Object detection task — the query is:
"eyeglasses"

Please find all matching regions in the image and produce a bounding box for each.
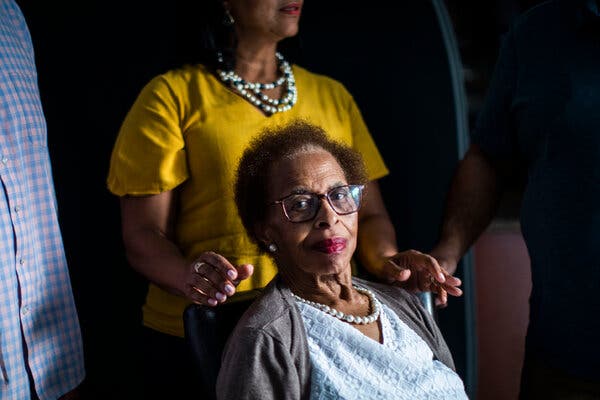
[271,184,364,223]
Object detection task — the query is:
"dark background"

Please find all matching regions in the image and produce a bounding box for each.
[15,0,545,398]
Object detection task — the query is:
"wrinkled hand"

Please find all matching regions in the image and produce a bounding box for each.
[183,251,254,306]
[380,249,462,307]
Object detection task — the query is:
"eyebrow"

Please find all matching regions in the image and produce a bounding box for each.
[287,181,347,195]
[289,187,309,195]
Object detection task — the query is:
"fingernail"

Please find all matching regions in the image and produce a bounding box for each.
[215,292,226,301]
[224,284,235,295]
[227,270,236,279]
[208,298,217,306]
[438,273,446,282]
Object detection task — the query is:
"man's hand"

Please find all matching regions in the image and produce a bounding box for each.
[380,249,463,307]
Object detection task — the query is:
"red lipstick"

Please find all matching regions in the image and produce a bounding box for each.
[280,2,301,15]
[313,238,347,254]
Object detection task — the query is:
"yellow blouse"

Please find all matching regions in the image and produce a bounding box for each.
[107,64,389,337]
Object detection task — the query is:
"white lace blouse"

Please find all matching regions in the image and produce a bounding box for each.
[295,299,469,400]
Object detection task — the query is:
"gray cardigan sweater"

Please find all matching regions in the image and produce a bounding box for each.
[216,276,456,400]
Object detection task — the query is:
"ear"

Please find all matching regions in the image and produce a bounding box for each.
[254,221,272,248]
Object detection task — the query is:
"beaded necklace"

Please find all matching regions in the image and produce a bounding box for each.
[217,52,297,115]
[293,285,381,325]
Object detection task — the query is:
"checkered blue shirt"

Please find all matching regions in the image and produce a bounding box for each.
[0,1,85,399]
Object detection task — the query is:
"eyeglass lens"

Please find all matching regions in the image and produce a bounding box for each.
[282,185,362,222]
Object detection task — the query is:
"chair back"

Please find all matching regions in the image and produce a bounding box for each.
[183,291,261,400]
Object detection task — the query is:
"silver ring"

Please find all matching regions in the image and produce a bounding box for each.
[193,262,206,273]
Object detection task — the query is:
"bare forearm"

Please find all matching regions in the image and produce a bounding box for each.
[353,182,464,303]
[123,228,188,296]
[432,145,502,273]
[119,193,188,297]
[118,193,253,307]
[355,181,399,276]
[357,213,399,273]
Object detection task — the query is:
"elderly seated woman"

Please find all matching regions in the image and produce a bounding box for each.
[217,120,468,399]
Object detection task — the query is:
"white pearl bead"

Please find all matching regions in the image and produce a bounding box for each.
[217,52,297,115]
[293,285,380,325]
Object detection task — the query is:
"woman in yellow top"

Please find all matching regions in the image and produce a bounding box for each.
[107,0,462,396]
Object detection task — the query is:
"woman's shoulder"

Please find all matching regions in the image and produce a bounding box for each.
[162,63,212,79]
[141,64,215,94]
[293,64,352,97]
[231,278,299,339]
[353,277,423,310]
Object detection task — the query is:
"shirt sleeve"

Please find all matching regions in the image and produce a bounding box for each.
[470,27,519,160]
[217,327,302,400]
[106,74,189,196]
[346,94,390,181]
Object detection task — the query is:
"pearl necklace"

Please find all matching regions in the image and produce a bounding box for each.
[217,52,297,115]
[293,285,381,325]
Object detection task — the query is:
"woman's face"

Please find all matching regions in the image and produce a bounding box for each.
[259,148,359,277]
[225,0,302,43]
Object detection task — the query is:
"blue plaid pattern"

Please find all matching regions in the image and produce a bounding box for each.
[0,1,85,399]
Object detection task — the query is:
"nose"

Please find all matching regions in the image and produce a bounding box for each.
[313,196,338,228]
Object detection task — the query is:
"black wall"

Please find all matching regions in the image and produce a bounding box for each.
[16,1,176,397]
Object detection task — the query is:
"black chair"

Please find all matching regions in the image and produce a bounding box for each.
[183,290,261,400]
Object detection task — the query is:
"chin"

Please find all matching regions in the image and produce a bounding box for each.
[288,26,300,36]
[279,25,299,39]
[314,255,351,275]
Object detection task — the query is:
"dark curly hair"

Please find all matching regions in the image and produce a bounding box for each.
[234,120,368,250]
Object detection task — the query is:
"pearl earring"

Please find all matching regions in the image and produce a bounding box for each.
[268,243,278,253]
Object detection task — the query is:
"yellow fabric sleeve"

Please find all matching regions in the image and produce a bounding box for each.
[107,76,189,196]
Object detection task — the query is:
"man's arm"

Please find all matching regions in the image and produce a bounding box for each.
[430,143,504,275]
[376,143,508,305]
[356,181,463,302]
